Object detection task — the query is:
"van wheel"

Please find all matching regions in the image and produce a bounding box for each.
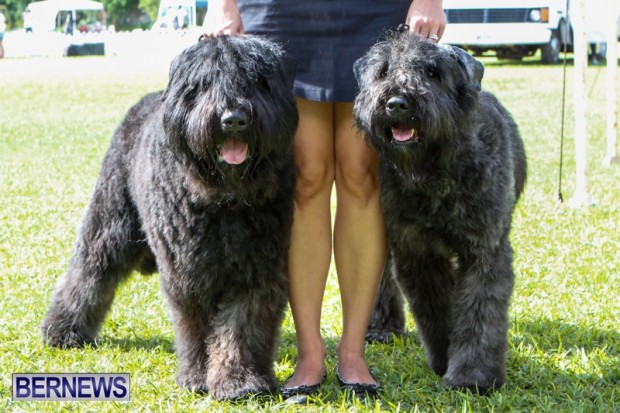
[541,33,561,64]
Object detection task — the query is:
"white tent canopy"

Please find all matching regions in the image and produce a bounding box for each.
[27,0,104,12]
[25,0,104,32]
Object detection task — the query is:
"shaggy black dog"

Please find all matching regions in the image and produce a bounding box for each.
[354,32,527,393]
[40,35,298,400]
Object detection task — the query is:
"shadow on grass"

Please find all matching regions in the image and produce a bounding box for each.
[102,335,175,353]
[514,318,619,356]
[294,317,620,409]
[55,317,617,409]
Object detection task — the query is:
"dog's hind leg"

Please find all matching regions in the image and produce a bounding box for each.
[366,253,406,343]
[395,249,456,377]
[41,174,148,348]
[443,240,515,393]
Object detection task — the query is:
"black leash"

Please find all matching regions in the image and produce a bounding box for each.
[557,0,570,203]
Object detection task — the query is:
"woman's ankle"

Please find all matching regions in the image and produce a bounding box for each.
[285,357,326,387]
[336,349,378,385]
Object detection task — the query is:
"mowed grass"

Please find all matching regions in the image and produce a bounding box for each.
[0,51,618,412]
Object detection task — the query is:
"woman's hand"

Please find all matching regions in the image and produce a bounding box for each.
[406,0,446,42]
[202,0,244,35]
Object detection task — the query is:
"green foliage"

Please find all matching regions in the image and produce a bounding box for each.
[0,53,618,412]
[0,0,151,31]
[0,0,30,29]
[101,0,144,30]
[138,0,159,21]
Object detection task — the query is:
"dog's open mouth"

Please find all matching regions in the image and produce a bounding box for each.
[219,137,249,165]
[389,126,420,145]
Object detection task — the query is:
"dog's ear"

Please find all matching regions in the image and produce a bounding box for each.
[161,55,182,105]
[162,41,202,101]
[353,55,369,88]
[279,52,297,90]
[354,41,390,90]
[450,46,484,91]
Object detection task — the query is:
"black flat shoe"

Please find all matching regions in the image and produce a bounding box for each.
[336,367,382,400]
[280,370,327,404]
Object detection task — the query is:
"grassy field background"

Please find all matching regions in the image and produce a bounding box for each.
[0,50,618,412]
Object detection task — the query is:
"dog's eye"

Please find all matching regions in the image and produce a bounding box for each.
[255,77,269,90]
[427,67,440,80]
[378,64,388,80]
[184,85,199,102]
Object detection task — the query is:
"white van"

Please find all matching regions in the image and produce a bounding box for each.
[441,0,620,64]
[23,0,106,55]
[441,0,571,63]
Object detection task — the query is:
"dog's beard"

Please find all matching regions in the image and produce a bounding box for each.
[196,131,260,184]
[390,127,419,144]
[212,139,259,184]
[219,137,249,165]
[370,112,429,153]
[180,102,257,170]
[360,99,452,186]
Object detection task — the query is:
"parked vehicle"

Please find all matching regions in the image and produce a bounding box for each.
[24,0,105,34]
[23,0,106,56]
[152,0,196,31]
[441,0,571,63]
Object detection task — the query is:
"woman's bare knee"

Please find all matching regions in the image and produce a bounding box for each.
[335,161,380,206]
[295,163,334,207]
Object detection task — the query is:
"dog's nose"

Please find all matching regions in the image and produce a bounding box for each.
[386,96,410,116]
[221,111,249,132]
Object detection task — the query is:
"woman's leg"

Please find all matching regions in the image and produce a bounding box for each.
[284,98,335,387]
[333,102,386,384]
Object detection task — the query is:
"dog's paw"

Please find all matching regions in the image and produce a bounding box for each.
[177,372,209,394]
[427,354,448,377]
[41,325,93,349]
[207,373,274,401]
[365,328,403,344]
[443,369,503,395]
[365,315,405,344]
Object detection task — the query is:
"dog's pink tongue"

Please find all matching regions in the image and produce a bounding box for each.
[221,138,249,165]
[392,127,414,142]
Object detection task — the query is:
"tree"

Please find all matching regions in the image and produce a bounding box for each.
[0,0,153,31]
[138,0,158,21]
[102,0,146,30]
[1,0,31,29]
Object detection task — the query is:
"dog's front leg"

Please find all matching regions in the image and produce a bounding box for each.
[444,240,515,393]
[205,284,287,401]
[167,301,212,394]
[396,248,456,377]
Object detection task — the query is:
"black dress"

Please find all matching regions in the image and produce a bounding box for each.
[239,0,411,102]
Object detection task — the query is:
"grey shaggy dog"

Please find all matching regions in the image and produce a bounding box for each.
[354,31,527,393]
[40,35,298,400]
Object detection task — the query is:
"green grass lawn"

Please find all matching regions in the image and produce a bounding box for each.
[0,52,618,412]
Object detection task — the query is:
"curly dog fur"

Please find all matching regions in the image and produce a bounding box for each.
[41,35,298,400]
[354,31,526,393]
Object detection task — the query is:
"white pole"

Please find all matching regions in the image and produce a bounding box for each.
[569,0,593,207]
[604,0,618,165]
